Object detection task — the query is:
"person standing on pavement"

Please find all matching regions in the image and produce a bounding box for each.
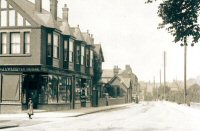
[28,98,34,119]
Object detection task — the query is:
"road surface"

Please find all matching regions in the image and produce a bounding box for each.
[2,101,200,131]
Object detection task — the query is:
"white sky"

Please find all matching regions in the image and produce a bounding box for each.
[29,0,200,82]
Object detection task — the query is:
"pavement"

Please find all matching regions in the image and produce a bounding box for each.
[0,103,132,129]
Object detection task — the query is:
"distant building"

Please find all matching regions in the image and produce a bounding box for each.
[102,65,138,103]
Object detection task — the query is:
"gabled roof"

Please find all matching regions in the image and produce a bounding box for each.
[82,32,92,45]
[94,44,105,62]
[8,0,58,28]
[70,26,84,41]
[109,75,131,89]
[59,21,72,36]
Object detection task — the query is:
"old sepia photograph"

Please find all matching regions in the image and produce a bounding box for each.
[0,0,200,130]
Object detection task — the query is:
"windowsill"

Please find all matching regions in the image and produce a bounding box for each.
[0,54,32,57]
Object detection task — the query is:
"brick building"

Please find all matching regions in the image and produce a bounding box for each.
[0,0,103,113]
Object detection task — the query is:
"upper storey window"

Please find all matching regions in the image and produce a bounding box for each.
[1,33,7,54]
[81,46,85,65]
[0,0,31,27]
[69,39,74,62]
[53,33,59,58]
[10,33,20,54]
[1,0,7,9]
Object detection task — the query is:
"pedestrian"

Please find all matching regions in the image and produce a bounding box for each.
[27,98,33,119]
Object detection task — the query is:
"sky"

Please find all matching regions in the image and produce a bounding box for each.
[29,0,200,82]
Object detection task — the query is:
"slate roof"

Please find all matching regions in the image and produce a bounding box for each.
[9,0,59,28]
[118,76,132,88]
[70,26,85,41]
[82,32,92,45]
[94,44,105,62]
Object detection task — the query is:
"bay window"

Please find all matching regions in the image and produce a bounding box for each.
[90,50,93,67]
[86,48,90,67]
[81,46,85,65]
[47,33,52,57]
[69,40,74,62]
[53,33,59,58]
[64,40,68,61]
[76,45,80,64]
[10,33,20,54]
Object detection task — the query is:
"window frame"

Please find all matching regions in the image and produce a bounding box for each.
[81,46,85,65]
[64,40,68,62]
[53,33,59,59]
[1,32,7,54]
[24,32,30,54]
[10,32,20,54]
[69,39,74,62]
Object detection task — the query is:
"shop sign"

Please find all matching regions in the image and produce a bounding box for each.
[0,66,41,72]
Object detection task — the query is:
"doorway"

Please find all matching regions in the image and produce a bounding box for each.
[23,74,41,109]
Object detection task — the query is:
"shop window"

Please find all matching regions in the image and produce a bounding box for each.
[75,79,81,101]
[10,32,20,54]
[48,76,58,103]
[24,32,30,54]
[58,77,67,103]
[1,33,7,54]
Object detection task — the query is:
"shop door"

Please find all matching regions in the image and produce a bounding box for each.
[27,81,39,109]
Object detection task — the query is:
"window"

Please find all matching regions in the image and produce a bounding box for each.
[64,40,68,61]
[69,40,74,62]
[90,50,93,67]
[1,33,7,54]
[81,46,85,65]
[1,0,7,9]
[76,45,80,64]
[47,33,52,57]
[25,20,31,26]
[86,49,90,67]
[9,10,15,26]
[24,32,30,54]
[10,33,20,54]
[1,11,7,27]
[53,33,59,58]
[17,13,23,26]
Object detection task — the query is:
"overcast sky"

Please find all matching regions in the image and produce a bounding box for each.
[29,0,200,82]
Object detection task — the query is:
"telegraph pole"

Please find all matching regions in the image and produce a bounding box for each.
[164,51,166,100]
[184,37,187,104]
[159,69,161,100]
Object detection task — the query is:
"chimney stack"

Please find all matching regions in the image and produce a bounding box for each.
[113,66,119,76]
[50,0,58,20]
[62,4,69,22]
[91,34,94,44]
[35,0,42,12]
